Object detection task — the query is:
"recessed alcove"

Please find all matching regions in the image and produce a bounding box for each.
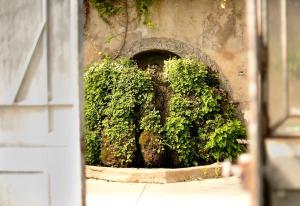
[132,49,180,69]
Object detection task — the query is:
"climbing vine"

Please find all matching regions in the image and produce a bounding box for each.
[88,0,156,26]
[84,0,229,58]
[84,58,163,167]
[84,57,247,168]
[135,0,155,27]
[163,58,246,166]
[89,0,121,24]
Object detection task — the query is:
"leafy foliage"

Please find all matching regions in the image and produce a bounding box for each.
[84,131,101,165]
[88,0,229,26]
[136,0,155,27]
[139,131,165,167]
[163,58,246,166]
[89,0,156,26]
[84,57,247,168]
[84,57,163,167]
[200,115,246,161]
[89,0,121,23]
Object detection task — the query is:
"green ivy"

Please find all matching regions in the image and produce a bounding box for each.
[84,131,101,165]
[136,0,154,27]
[140,109,161,133]
[88,0,230,26]
[84,57,247,168]
[163,58,246,166]
[89,0,121,23]
[200,115,246,161]
[89,0,156,26]
[84,57,163,167]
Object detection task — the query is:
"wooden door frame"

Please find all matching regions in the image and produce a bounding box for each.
[246,0,266,205]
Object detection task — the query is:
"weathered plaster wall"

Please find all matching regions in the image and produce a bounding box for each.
[83,0,249,116]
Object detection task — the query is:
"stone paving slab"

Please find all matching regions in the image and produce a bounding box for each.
[86,176,250,206]
[86,179,146,206]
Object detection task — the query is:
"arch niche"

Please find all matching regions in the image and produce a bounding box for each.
[123,37,219,70]
[121,37,232,94]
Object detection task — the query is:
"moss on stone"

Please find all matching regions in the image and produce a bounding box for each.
[100,136,117,167]
[139,131,165,167]
[100,134,137,167]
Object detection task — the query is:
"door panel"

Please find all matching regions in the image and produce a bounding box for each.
[0,172,49,206]
[0,0,83,205]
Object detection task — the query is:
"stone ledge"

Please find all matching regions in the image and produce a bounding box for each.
[86,163,222,184]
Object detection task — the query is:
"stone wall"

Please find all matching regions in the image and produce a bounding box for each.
[83,0,249,117]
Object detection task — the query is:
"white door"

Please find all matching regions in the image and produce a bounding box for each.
[0,0,84,205]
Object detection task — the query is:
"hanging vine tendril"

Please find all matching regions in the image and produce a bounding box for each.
[114,0,129,58]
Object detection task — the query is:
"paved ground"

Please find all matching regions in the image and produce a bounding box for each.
[86,176,250,206]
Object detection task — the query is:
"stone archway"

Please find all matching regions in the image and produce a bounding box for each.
[121,37,233,98]
[123,38,219,70]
